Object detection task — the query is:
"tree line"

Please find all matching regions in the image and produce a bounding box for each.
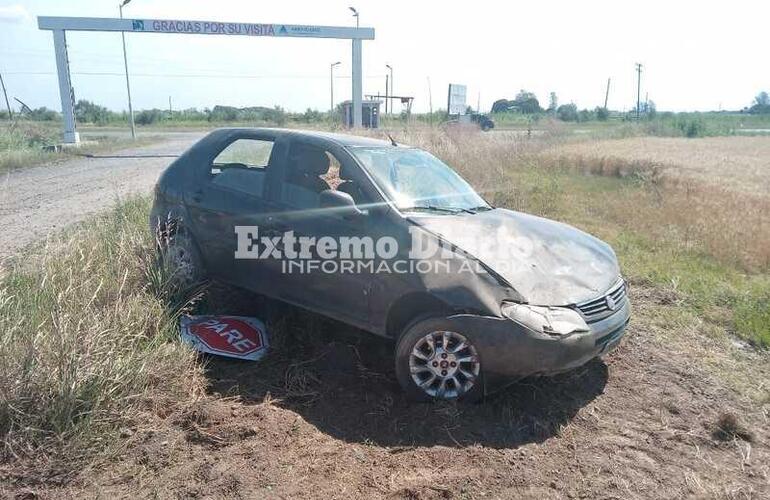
[2,100,326,125]
[3,91,769,125]
[490,89,770,121]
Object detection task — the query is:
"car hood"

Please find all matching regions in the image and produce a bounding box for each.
[411,208,620,305]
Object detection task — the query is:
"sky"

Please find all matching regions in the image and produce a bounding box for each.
[0,0,768,114]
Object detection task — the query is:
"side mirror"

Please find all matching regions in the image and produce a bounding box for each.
[319,190,365,219]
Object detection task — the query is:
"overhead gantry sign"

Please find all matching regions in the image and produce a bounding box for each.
[38,16,375,143]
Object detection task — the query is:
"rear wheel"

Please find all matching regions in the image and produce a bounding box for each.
[160,229,205,291]
[395,317,484,402]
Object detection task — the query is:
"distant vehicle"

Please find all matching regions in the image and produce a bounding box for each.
[151,128,630,401]
[444,113,495,132]
[471,113,495,131]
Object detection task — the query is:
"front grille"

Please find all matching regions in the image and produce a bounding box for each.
[575,279,626,323]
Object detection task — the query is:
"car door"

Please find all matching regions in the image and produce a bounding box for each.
[184,131,288,294]
[268,137,380,328]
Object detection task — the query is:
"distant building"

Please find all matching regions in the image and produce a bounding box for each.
[341,100,382,128]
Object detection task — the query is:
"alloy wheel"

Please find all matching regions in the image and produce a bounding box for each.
[408,330,480,399]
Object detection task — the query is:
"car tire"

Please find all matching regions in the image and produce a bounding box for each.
[161,227,206,291]
[395,316,485,402]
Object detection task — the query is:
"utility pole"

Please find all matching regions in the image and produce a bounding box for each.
[385,64,393,115]
[604,77,611,110]
[0,72,12,120]
[168,95,172,116]
[427,77,433,124]
[119,0,136,139]
[330,61,341,118]
[384,74,389,114]
[635,63,643,121]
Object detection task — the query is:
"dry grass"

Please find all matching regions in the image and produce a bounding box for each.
[545,136,770,195]
[541,154,770,272]
[0,197,203,473]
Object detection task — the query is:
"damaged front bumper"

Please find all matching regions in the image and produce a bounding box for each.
[448,297,630,384]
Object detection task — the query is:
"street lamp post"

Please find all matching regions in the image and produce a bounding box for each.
[349,6,359,28]
[330,61,341,120]
[119,0,136,139]
[385,64,393,115]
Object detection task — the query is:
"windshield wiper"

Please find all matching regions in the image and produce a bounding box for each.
[467,205,494,213]
[401,205,466,214]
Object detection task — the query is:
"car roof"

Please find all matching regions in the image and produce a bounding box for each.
[211,127,399,148]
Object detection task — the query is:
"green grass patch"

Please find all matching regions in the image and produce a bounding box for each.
[0,123,58,172]
[734,286,770,347]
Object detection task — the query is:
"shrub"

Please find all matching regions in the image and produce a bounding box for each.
[300,108,323,122]
[491,90,542,114]
[596,107,609,121]
[135,108,165,125]
[676,118,705,138]
[28,107,60,121]
[556,103,578,122]
[208,105,240,122]
[578,109,594,122]
[74,99,116,125]
[263,106,287,125]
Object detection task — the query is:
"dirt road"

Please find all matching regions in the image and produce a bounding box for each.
[0,132,203,261]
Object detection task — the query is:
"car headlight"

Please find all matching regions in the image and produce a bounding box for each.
[501,302,590,337]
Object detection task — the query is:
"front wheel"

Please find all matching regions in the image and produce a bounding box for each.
[395,317,485,402]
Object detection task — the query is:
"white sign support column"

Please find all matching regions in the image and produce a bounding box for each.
[52,29,79,143]
[351,38,363,128]
[38,16,374,143]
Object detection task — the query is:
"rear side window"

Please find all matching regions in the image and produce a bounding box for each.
[210,138,274,198]
[212,139,274,173]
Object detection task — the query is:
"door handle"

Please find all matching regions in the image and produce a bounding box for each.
[191,189,204,203]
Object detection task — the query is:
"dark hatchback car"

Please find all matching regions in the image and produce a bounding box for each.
[151,128,630,401]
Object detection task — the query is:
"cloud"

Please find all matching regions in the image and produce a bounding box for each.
[0,5,31,24]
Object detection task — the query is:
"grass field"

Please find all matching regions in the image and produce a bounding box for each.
[0,122,164,173]
[1,124,768,497]
[546,135,770,194]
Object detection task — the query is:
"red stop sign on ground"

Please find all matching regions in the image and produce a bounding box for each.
[180,315,268,360]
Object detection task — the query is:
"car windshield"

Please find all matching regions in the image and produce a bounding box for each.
[351,147,490,214]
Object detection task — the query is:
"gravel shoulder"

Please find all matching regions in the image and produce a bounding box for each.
[0,132,203,261]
